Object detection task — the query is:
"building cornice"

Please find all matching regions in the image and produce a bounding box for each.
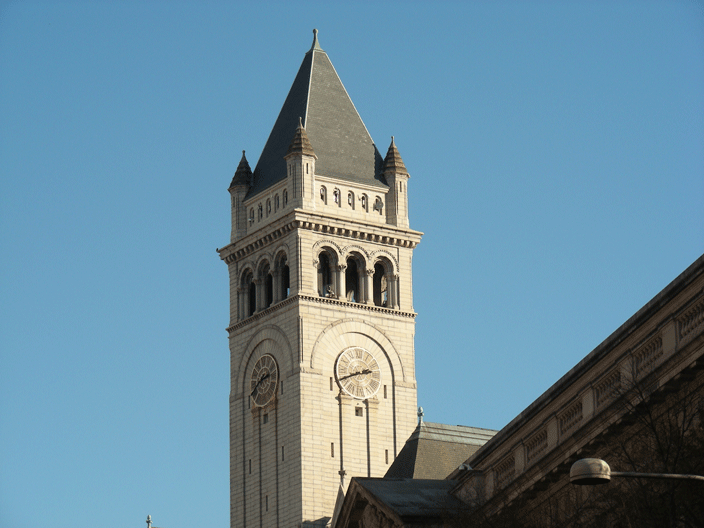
[218,210,423,264]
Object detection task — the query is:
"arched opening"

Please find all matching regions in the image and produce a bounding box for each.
[282,262,290,299]
[260,262,273,309]
[345,254,366,303]
[318,251,334,297]
[241,270,255,319]
[373,263,387,307]
[275,252,290,301]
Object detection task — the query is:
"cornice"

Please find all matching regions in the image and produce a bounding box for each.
[218,210,423,264]
[226,293,416,334]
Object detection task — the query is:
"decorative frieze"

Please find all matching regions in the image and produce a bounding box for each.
[525,429,548,463]
[558,400,583,436]
[678,297,704,344]
[633,336,663,378]
[595,369,621,409]
[494,455,516,489]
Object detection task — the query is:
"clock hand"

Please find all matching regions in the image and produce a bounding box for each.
[250,372,270,396]
[338,368,372,382]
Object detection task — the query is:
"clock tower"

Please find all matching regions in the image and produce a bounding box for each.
[218,30,421,527]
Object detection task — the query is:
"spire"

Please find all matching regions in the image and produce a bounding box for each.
[229,150,252,188]
[382,136,408,175]
[286,117,317,158]
[310,28,323,52]
[250,31,385,197]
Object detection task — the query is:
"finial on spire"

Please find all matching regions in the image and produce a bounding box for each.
[311,28,323,51]
[298,116,303,128]
[418,406,424,425]
[391,135,395,144]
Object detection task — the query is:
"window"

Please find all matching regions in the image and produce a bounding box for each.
[331,443,335,457]
[355,407,363,417]
[384,385,387,399]
[266,199,271,216]
[282,446,285,461]
[361,194,368,211]
[263,413,268,424]
[258,203,263,220]
[275,194,280,212]
[348,191,355,209]
[385,449,389,464]
[249,208,254,225]
[333,188,340,206]
[320,186,327,204]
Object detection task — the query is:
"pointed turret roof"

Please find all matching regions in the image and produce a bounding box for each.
[286,117,317,158]
[250,29,385,197]
[382,136,408,175]
[230,150,252,188]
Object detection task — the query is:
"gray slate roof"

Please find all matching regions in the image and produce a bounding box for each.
[249,30,386,198]
[352,478,469,521]
[385,422,496,479]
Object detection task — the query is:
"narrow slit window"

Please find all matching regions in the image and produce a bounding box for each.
[330,377,333,391]
[282,446,285,461]
[249,459,251,474]
[384,385,387,399]
[265,495,268,511]
[263,414,268,424]
[331,443,335,458]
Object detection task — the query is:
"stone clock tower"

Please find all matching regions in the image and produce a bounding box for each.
[218,30,421,528]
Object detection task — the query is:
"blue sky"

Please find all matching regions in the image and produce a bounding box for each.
[1,1,702,527]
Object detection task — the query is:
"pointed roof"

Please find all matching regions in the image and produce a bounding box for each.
[382,136,408,176]
[384,422,496,480]
[285,117,317,158]
[249,29,385,197]
[230,150,252,188]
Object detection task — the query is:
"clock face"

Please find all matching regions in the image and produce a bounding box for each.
[335,347,381,399]
[250,354,279,407]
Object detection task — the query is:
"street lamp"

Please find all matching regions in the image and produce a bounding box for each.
[570,458,704,485]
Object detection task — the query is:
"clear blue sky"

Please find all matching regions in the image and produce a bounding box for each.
[1,1,702,527]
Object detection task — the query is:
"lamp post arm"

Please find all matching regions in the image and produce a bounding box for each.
[611,471,704,482]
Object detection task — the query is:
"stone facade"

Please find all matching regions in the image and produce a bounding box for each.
[218,31,422,528]
[334,253,704,527]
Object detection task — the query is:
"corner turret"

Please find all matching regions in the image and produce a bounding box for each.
[382,137,410,227]
[284,117,317,210]
[229,150,252,242]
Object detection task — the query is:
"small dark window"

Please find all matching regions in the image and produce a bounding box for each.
[249,459,251,474]
[385,450,389,464]
[355,407,363,417]
[280,381,284,395]
[331,443,335,458]
[330,377,333,391]
[263,414,268,424]
[265,495,268,511]
[384,385,387,399]
[282,446,285,461]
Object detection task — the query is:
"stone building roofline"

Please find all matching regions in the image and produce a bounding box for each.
[285,117,317,158]
[229,150,252,188]
[382,136,408,176]
[466,252,704,470]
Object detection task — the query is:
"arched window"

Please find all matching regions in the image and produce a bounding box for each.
[249,209,255,225]
[317,251,334,297]
[281,260,290,299]
[320,186,327,205]
[333,188,340,206]
[361,194,368,212]
[266,199,271,216]
[283,190,288,206]
[373,196,384,214]
[345,258,359,302]
[274,194,280,212]
[348,191,355,209]
[241,270,255,319]
[260,262,273,309]
[258,203,263,221]
[373,263,387,307]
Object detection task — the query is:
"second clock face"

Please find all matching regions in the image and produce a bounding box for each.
[336,347,381,399]
[250,354,279,407]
